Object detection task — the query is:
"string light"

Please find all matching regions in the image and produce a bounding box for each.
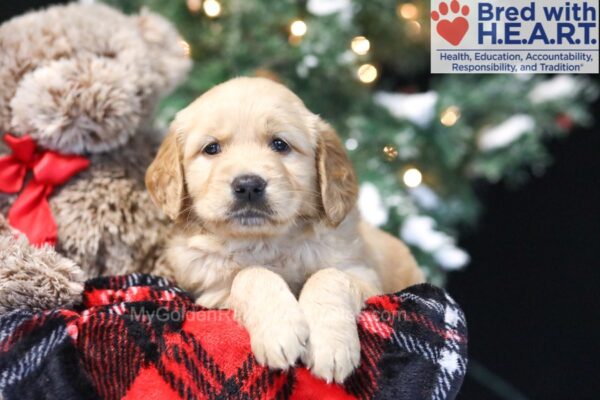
[440,106,461,126]
[203,0,221,18]
[397,3,419,20]
[406,21,422,36]
[179,39,191,57]
[351,36,370,55]
[357,63,378,84]
[290,20,307,37]
[403,168,423,187]
[186,0,202,13]
[383,145,398,160]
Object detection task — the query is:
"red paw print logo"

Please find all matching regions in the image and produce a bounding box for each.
[431,0,470,46]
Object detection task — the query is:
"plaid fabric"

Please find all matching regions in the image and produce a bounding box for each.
[0,274,467,400]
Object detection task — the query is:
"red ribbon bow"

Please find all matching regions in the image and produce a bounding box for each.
[0,134,89,246]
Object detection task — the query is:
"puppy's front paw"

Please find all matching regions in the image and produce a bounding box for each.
[302,322,361,383]
[229,267,310,371]
[249,304,309,370]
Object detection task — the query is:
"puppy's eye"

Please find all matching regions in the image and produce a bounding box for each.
[271,138,290,153]
[203,142,221,155]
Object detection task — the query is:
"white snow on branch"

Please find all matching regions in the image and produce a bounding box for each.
[374,91,438,128]
[296,54,319,78]
[307,0,352,16]
[337,50,357,66]
[401,215,449,252]
[528,75,582,104]
[478,114,535,151]
[358,183,388,227]
[401,215,469,270]
[434,245,470,271]
[409,185,440,210]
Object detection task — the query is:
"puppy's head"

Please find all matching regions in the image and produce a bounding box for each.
[146,77,357,237]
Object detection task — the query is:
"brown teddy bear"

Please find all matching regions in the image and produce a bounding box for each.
[0,3,190,312]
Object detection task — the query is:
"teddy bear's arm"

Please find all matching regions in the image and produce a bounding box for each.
[0,215,85,313]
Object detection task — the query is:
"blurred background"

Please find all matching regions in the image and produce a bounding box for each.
[1,0,599,398]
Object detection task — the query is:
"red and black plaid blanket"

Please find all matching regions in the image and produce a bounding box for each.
[0,274,467,400]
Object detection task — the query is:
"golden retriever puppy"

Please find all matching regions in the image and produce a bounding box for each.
[146,77,424,383]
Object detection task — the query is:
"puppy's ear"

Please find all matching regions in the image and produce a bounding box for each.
[316,120,358,227]
[146,127,185,220]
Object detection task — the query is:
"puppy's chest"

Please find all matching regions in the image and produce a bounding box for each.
[228,239,331,292]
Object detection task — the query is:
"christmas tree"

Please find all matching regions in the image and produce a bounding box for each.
[104,0,598,285]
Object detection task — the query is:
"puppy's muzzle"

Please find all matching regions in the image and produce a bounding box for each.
[232,174,267,204]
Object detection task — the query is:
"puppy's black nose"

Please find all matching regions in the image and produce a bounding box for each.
[232,175,267,203]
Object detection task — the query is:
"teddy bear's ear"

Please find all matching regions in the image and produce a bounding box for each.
[134,8,191,96]
[10,56,142,154]
[145,127,185,220]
